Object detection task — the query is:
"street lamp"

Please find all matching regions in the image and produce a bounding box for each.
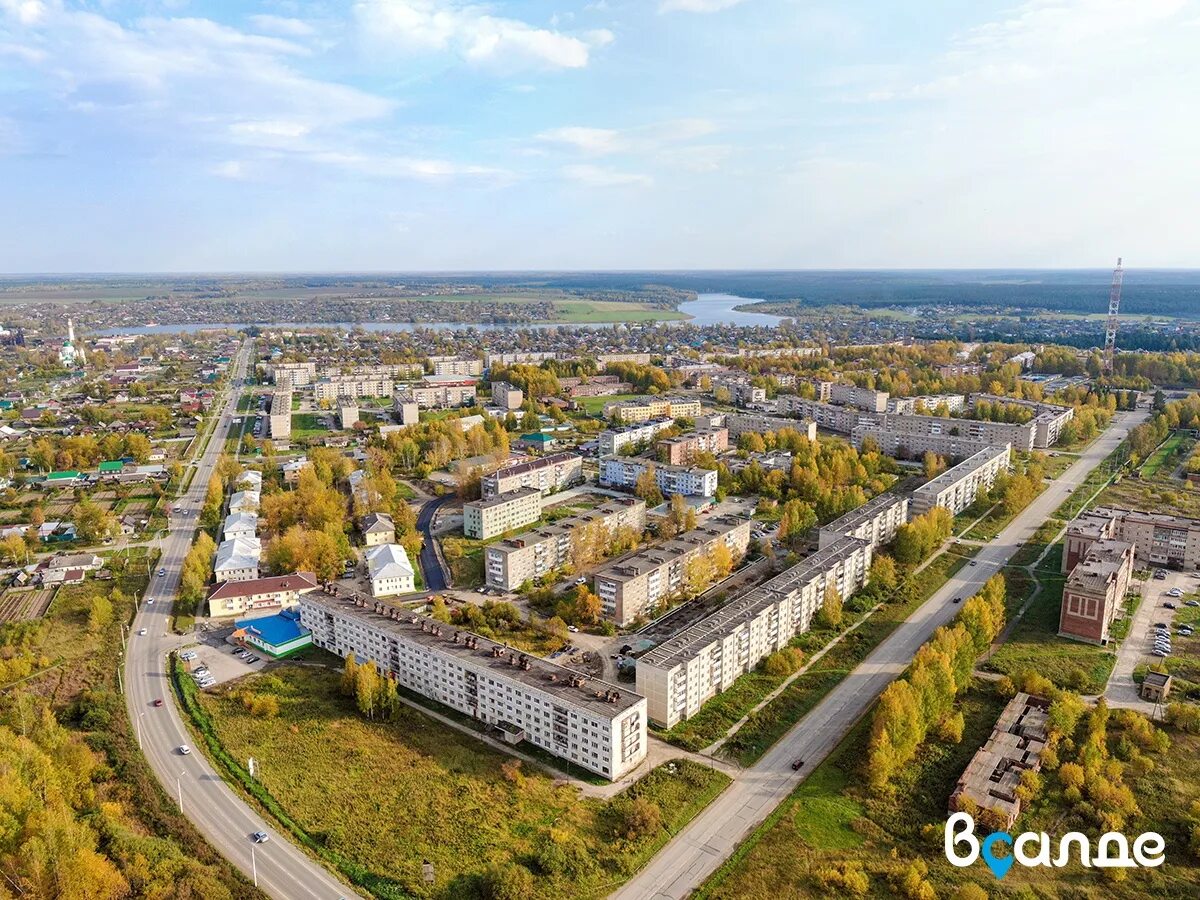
[177,772,185,811]
[251,844,258,887]
[137,712,145,749]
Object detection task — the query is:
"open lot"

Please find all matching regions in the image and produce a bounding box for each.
[192,664,729,899]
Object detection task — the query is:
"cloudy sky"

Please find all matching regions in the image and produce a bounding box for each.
[1,0,1198,271]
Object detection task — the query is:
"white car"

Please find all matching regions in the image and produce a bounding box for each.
[178,745,191,755]
[145,597,155,604]
[158,568,167,577]
[138,628,148,636]
[1167,588,1183,597]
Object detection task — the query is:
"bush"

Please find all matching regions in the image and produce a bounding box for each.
[761,647,804,677]
[482,862,533,900]
[610,797,663,842]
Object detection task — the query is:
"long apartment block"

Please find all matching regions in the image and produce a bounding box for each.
[725,412,818,441]
[299,594,647,780]
[484,498,647,591]
[636,535,873,728]
[886,393,967,415]
[463,487,542,540]
[910,445,1011,517]
[481,452,583,500]
[603,396,703,423]
[323,363,424,381]
[818,492,910,549]
[593,517,752,625]
[268,361,317,388]
[970,393,1074,448]
[829,382,889,412]
[268,388,292,439]
[599,455,718,497]
[396,377,478,409]
[430,356,484,377]
[850,424,996,460]
[774,396,862,433]
[313,375,394,401]
[598,418,677,457]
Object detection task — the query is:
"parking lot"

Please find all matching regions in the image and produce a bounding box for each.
[1108,567,1200,708]
[179,623,272,687]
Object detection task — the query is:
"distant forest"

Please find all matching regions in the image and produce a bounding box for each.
[502,270,1200,317]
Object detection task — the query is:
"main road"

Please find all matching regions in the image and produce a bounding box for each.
[122,339,361,900]
[614,410,1148,900]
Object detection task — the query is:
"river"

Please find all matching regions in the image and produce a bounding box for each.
[96,293,780,336]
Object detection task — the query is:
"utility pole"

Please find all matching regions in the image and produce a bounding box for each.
[1103,257,1124,377]
[251,845,258,887]
[177,772,185,811]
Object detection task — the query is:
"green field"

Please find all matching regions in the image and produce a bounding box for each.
[985,544,1117,692]
[290,412,326,439]
[191,665,730,899]
[576,393,645,415]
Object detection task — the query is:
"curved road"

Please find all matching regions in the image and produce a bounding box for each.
[122,340,361,900]
[416,495,453,591]
[613,411,1148,900]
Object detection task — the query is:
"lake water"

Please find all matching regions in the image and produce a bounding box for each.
[96,293,781,335]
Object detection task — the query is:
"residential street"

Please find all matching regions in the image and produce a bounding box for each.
[121,341,362,900]
[612,410,1148,900]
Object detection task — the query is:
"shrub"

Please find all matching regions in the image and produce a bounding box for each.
[481,862,533,900]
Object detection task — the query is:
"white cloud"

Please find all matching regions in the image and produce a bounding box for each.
[354,0,610,70]
[210,160,249,179]
[658,0,748,13]
[538,126,626,155]
[247,14,317,38]
[562,164,651,188]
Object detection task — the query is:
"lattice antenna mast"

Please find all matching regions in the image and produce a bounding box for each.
[1103,257,1124,376]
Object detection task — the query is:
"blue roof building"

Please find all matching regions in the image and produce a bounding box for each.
[232,609,312,658]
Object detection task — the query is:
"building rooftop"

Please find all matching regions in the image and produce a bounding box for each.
[1067,539,1133,593]
[486,452,579,480]
[491,497,644,554]
[593,516,748,585]
[953,693,1049,819]
[640,535,868,670]
[1092,505,1200,530]
[361,511,395,533]
[208,572,317,600]
[234,608,310,646]
[821,492,907,534]
[465,486,542,510]
[912,445,1010,496]
[1067,510,1115,540]
[304,592,644,716]
[365,543,415,580]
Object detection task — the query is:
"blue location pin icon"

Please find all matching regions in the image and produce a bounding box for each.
[981,832,1015,879]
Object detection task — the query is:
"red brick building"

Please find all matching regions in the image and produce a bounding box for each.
[1058,539,1134,645]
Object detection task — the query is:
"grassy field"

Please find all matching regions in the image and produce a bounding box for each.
[290,412,327,439]
[985,544,1117,692]
[1140,430,1189,478]
[193,665,729,899]
[575,393,646,416]
[552,300,687,323]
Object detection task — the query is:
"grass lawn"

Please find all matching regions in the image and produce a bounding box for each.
[575,393,645,416]
[291,412,326,439]
[551,300,687,323]
[985,543,1117,692]
[193,665,730,899]
[1140,430,1188,478]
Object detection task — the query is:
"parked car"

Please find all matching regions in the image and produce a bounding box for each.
[1153,649,1170,657]
[1186,600,1200,608]
[1167,588,1183,597]
[567,625,579,633]
[1164,602,1177,609]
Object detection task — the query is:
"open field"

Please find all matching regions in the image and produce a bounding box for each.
[191,664,729,899]
[985,544,1117,692]
[575,393,645,415]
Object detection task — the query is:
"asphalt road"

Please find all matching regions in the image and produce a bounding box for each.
[122,340,361,900]
[416,495,452,591]
[613,411,1148,900]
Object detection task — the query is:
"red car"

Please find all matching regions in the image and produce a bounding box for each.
[153,699,164,707]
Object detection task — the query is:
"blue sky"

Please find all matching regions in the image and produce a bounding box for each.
[1,0,1198,271]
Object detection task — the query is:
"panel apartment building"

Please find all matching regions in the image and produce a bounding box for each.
[970,394,1074,448]
[599,456,718,498]
[657,427,729,465]
[269,362,317,388]
[396,377,479,409]
[603,396,703,423]
[910,445,1011,517]
[598,418,676,457]
[481,452,583,500]
[463,487,542,540]
[636,535,873,728]
[818,492,910,549]
[592,517,752,625]
[313,375,394,402]
[268,388,292,440]
[1058,537,1134,645]
[484,498,647,591]
[1066,506,1200,572]
[886,393,967,415]
[725,412,818,442]
[299,594,647,780]
[429,355,484,377]
[828,382,889,412]
[850,411,1035,458]
[773,396,862,433]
